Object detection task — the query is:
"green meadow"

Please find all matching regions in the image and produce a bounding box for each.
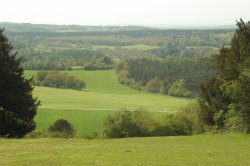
[25,70,191,134]
[1,134,250,166]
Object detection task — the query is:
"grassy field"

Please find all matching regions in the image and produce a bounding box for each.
[35,108,112,135]
[1,134,250,165]
[26,70,191,111]
[25,70,191,135]
[35,108,162,135]
[37,44,160,51]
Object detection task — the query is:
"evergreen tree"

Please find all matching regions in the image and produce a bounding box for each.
[0,28,40,137]
[198,19,250,131]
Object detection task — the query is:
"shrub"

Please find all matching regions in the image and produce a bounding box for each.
[25,130,50,138]
[146,77,162,93]
[224,106,248,133]
[153,112,194,136]
[35,71,85,90]
[81,132,99,139]
[103,109,155,138]
[168,79,192,97]
[48,119,75,138]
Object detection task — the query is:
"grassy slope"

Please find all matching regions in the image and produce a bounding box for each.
[1,134,250,166]
[25,70,191,134]
[26,70,191,111]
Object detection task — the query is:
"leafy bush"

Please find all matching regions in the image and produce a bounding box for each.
[35,71,85,90]
[153,112,194,136]
[84,64,113,70]
[146,77,162,93]
[103,107,200,138]
[103,109,155,138]
[48,119,75,138]
[25,130,50,138]
[168,79,192,98]
[223,105,248,133]
[81,132,100,139]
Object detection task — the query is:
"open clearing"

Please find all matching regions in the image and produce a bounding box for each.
[1,134,249,166]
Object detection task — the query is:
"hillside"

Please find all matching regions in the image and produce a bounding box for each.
[26,70,191,111]
[25,70,191,134]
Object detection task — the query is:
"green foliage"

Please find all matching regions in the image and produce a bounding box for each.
[35,70,85,90]
[81,131,100,139]
[168,79,192,97]
[198,77,230,127]
[103,109,155,138]
[48,119,75,138]
[223,105,248,132]
[0,28,40,138]
[153,113,193,136]
[146,77,162,93]
[198,19,250,132]
[118,57,216,96]
[103,107,200,138]
[84,56,113,70]
[2,22,234,71]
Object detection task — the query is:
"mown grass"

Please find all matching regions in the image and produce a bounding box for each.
[0,134,249,166]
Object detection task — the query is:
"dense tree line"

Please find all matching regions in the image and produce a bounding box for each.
[84,57,113,70]
[116,57,216,97]
[35,71,85,90]
[18,48,105,70]
[0,23,234,71]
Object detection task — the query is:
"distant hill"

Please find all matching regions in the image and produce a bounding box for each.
[147,24,237,30]
[0,22,153,33]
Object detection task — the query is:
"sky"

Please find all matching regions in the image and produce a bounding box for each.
[0,0,250,26]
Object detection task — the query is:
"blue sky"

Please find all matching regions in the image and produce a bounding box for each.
[1,0,250,26]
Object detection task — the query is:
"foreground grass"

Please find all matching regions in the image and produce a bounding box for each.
[0,134,249,166]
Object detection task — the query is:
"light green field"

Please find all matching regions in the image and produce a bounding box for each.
[1,134,250,166]
[91,44,159,51]
[35,108,112,135]
[35,108,161,135]
[26,70,191,111]
[35,44,160,51]
[122,44,160,51]
[25,70,191,134]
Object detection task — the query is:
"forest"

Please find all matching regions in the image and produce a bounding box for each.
[0,22,234,97]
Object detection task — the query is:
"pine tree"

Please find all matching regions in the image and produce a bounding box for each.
[198,19,250,131]
[0,28,40,137]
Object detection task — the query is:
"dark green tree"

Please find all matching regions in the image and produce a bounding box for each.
[198,19,250,131]
[48,119,75,138]
[0,28,40,137]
